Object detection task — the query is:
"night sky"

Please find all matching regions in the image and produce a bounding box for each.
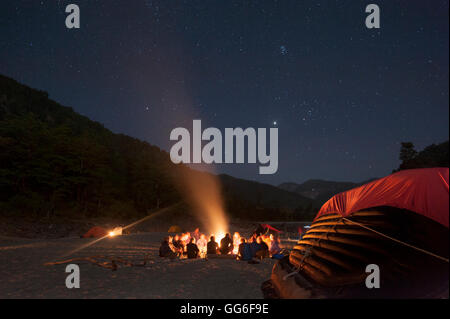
[1,0,448,185]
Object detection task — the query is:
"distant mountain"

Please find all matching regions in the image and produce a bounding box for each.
[278,178,377,205]
[280,139,450,206]
[220,174,319,220]
[0,74,315,222]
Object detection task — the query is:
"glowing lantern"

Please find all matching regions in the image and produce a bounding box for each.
[108,227,123,237]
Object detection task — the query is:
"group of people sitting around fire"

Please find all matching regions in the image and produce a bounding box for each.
[159,226,282,261]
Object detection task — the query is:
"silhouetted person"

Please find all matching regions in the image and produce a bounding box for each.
[255,236,269,260]
[159,237,176,258]
[192,228,200,242]
[249,236,260,258]
[269,234,281,256]
[207,236,219,255]
[186,238,199,259]
[220,233,233,255]
[237,238,252,261]
[197,234,208,255]
[254,224,266,236]
[172,234,184,254]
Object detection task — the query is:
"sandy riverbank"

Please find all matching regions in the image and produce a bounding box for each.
[0,232,278,298]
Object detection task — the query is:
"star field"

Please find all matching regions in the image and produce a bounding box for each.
[0,0,448,185]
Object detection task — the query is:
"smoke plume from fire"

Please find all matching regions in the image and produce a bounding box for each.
[176,167,228,236]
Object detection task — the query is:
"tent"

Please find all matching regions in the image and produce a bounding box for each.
[316,167,449,228]
[168,225,182,233]
[82,226,108,238]
[254,223,282,236]
[260,223,282,233]
[268,168,449,298]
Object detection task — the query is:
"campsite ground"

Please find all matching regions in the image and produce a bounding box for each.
[0,232,278,298]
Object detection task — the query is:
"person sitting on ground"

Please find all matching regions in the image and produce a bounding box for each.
[249,233,257,244]
[172,234,182,249]
[254,224,266,237]
[248,236,260,257]
[269,233,281,256]
[181,232,191,246]
[207,236,219,255]
[186,238,199,259]
[172,234,184,255]
[159,237,177,258]
[255,236,270,260]
[233,232,241,251]
[192,228,200,242]
[196,234,208,256]
[237,238,252,261]
[220,233,234,255]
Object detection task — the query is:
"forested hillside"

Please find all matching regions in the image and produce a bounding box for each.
[397,141,449,171]
[0,75,180,219]
[0,74,315,222]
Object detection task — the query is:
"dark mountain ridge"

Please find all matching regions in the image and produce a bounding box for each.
[280,139,449,205]
[0,74,316,223]
[279,178,378,205]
